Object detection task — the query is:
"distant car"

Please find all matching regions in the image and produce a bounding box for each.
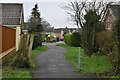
[59,37,64,41]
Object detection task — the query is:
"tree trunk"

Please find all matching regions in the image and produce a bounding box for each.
[12,34,34,68]
[28,34,34,57]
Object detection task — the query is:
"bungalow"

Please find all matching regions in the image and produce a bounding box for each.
[42,27,78,38]
[102,3,120,30]
[0,3,24,58]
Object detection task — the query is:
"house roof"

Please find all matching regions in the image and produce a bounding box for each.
[101,3,120,22]
[1,3,23,25]
[54,28,78,33]
[42,27,78,33]
[104,4,120,20]
[109,5,120,19]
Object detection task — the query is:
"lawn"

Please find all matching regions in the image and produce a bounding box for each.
[57,44,113,75]
[2,45,47,79]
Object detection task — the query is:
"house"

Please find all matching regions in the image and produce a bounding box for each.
[42,27,78,38]
[102,3,120,30]
[54,28,78,38]
[0,3,24,58]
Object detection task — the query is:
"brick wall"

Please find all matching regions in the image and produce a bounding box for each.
[105,9,115,30]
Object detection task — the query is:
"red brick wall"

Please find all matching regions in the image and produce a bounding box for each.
[105,9,115,30]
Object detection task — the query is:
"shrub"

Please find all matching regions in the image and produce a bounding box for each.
[49,33,53,42]
[96,31,118,65]
[32,34,42,49]
[72,32,81,47]
[96,31,113,55]
[64,34,72,45]
[42,34,47,42]
[64,33,81,47]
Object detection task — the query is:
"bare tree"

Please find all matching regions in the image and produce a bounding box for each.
[62,0,87,30]
[41,18,51,30]
[62,0,111,56]
[62,0,111,29]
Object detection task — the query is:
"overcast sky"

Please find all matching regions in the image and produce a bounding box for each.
[0,0,76,28]
[24,2,74,28]
[1,0,119,28]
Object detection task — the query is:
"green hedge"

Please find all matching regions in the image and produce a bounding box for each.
[64,34,72,45]
[64,32,81,47]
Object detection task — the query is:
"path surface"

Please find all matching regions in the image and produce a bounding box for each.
[32,42,95,78]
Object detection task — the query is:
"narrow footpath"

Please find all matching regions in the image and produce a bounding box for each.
[32,43,95,78]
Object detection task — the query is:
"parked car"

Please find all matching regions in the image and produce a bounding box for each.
[59,37,64,41]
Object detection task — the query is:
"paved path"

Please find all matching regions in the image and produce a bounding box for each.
[32,43,95,78]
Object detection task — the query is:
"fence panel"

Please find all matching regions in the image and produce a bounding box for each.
[2,26,16,52]
[0,26,2,54]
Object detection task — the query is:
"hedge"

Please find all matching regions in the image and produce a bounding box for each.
[64,32,81,47]
[64,34,72,46]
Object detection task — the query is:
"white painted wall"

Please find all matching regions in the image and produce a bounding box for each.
[16,27,21,51]
[61,30,64,38]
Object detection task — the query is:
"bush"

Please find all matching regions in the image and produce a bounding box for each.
[96,31,118,65]
[32,34,42,49]
[96,30,119,76]
[96,31,113,55]
[42,34,47,42]
[64,33,81,47]
[64,34,72,45]
[72,32,81,47]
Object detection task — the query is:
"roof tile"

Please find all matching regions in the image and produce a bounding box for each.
[1,3,23,25]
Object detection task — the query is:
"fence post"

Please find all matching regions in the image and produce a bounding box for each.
[28,34,34,57]
[78,47,81,69]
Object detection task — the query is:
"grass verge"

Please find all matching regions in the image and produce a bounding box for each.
[57,44,112,75]
[2,67,31,79]
[2,56,31,79]
[30,46,48,68]
[2,46,47,79]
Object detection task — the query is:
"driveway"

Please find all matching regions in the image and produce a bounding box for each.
[32,42,95,78]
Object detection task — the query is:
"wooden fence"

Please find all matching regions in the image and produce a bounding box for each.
[2,26,16,53]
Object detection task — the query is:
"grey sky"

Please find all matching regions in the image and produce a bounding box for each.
[24,2,73,28]
[1,0,119,28]
[0,0,76,28]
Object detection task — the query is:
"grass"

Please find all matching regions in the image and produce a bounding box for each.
[57,44,113,75]
[2,67,31,79]
[2,46,48,79]
[2,57,31,79]
[29,46,48,68]
[80,55,112,74]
